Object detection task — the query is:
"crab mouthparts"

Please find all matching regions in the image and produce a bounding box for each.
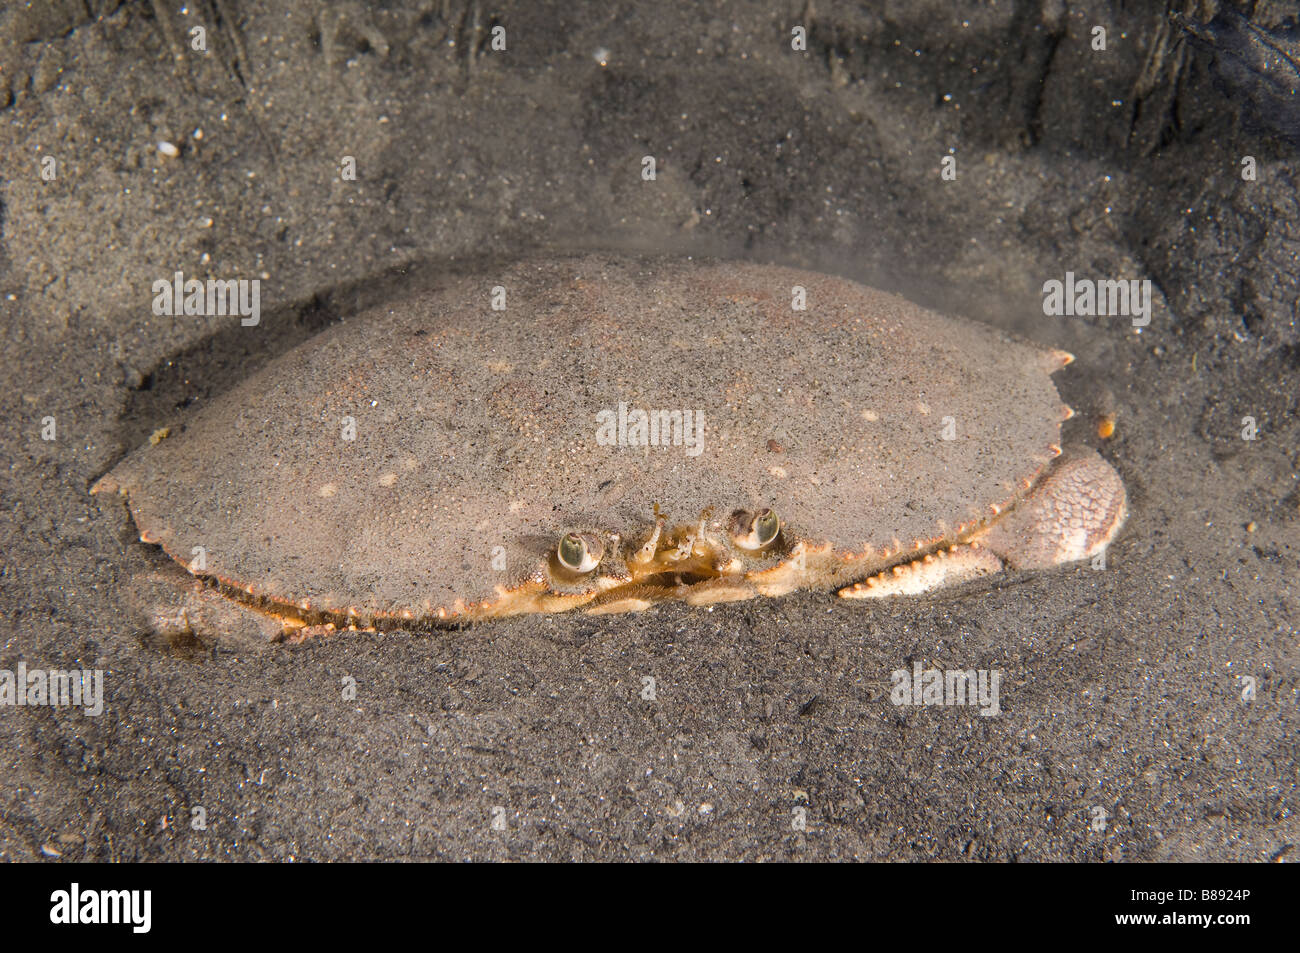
[630,511,737,575]
[629,524,738,584]
[574,513,759,615]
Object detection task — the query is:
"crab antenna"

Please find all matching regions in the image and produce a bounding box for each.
[632,506,665,564]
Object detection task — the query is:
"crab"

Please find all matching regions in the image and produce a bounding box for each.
[93,254,1126,639]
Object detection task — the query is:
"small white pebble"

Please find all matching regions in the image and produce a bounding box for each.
[157,140,180,158]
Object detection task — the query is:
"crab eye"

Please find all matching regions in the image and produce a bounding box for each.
[730,508,781,551]
[557,532,603,573]
[754,508,780,547]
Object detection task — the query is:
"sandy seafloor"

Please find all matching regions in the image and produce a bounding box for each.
[0,0,1296,861]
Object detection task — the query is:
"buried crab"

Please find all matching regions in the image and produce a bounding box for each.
[93,254,1126,639]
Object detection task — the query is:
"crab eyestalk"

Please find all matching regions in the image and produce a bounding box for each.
[556,531,604,574]
[729,508,781,552]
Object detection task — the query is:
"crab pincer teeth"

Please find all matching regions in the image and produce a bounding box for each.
[839,579,872,597]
